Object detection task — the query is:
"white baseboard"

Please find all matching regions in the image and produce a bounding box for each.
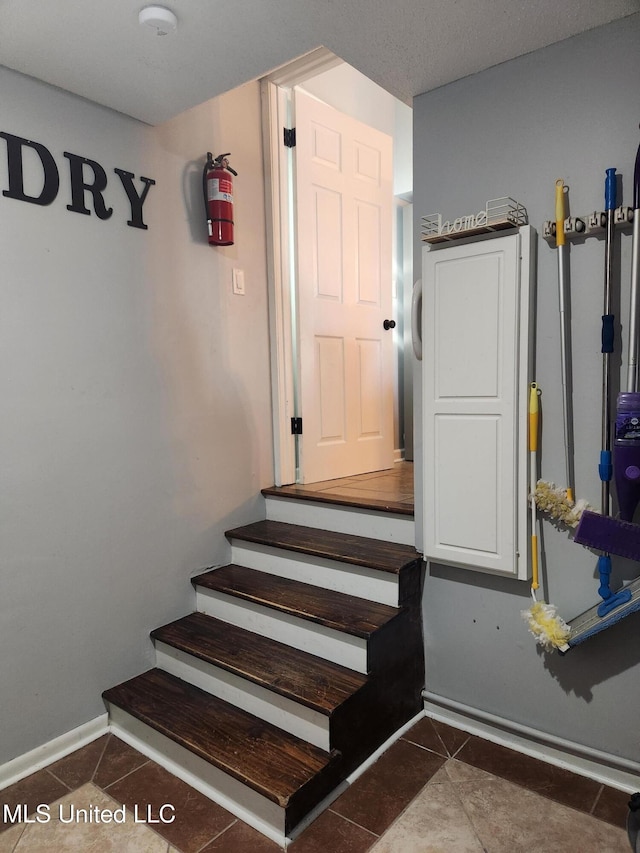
[0,714,109,791]
[423,691,640,793]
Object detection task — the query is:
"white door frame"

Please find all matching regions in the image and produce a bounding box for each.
[260,48,343,486]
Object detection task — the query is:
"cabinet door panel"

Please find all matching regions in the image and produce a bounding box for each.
[422,228,533,578]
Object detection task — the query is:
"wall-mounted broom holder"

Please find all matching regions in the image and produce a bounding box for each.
[542,205,634,243]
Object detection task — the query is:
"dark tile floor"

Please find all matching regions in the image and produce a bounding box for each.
[0,717,632,852]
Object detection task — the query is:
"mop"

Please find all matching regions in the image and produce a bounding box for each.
[533,181,590,527]
[555,179,574,502]
[565,152,640,649]
[522,383,571,650]
[578,138,640,551]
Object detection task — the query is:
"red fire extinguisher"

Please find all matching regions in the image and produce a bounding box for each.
[203,152,237,246]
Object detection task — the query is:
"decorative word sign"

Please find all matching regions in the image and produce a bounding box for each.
[422,197,527,244]
[439,209,489,234]
[0,131,155,230]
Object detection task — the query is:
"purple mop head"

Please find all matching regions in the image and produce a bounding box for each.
[574,509,640,561]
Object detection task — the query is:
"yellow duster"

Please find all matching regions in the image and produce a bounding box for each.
[522,601,571,651]
[533,480,591,529]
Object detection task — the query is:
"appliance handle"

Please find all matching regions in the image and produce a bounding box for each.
[411,278,423,361]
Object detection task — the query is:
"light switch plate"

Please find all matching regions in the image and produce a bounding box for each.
[232,268,245,295]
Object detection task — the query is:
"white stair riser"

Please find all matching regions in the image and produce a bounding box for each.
[265,496,415,546]
[108,706,287,843]
[229,541,399,608]
[154,642,330,751]
[195,587,368,674]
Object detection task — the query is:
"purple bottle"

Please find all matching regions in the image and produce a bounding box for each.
[614,392,640,521]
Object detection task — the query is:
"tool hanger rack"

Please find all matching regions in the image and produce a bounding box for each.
[543,205,634,243]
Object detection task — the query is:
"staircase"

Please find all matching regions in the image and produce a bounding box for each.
[103,486,424,843]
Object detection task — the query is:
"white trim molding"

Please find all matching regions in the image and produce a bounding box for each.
[423,691,640,793]
[0,714,108,791]
[265,47,342,89]
[261,77,296,487]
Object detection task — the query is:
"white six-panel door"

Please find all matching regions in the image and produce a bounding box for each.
[294,87,394,484]
[422,228,533,578]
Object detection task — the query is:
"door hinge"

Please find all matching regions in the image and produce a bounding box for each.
[283,127,297,148]
[290,417,303,435]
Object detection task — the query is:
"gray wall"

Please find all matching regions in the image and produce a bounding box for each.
[414,13,640,761]
[0,69,273,764]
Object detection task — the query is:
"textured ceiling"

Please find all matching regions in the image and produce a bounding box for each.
[0,0,638,125]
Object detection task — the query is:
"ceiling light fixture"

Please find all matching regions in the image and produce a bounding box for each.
[138,6,178,36]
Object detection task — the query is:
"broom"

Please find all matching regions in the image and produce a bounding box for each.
[532,181,592,530]
[522,383,571,650]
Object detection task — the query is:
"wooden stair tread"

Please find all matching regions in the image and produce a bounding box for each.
[193,564,401,638]
[226,519,420,575]
[151,612,367,714]
[103,669,339,808]
[262,485,414,516]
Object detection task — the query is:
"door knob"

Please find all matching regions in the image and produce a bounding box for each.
[383,319,396,330]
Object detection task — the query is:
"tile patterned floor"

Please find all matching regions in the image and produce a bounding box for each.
[1,718,633,852]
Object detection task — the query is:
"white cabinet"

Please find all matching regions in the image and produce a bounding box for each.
[422,226,535,578]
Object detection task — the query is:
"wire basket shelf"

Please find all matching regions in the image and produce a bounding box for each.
[422,197,528,244]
